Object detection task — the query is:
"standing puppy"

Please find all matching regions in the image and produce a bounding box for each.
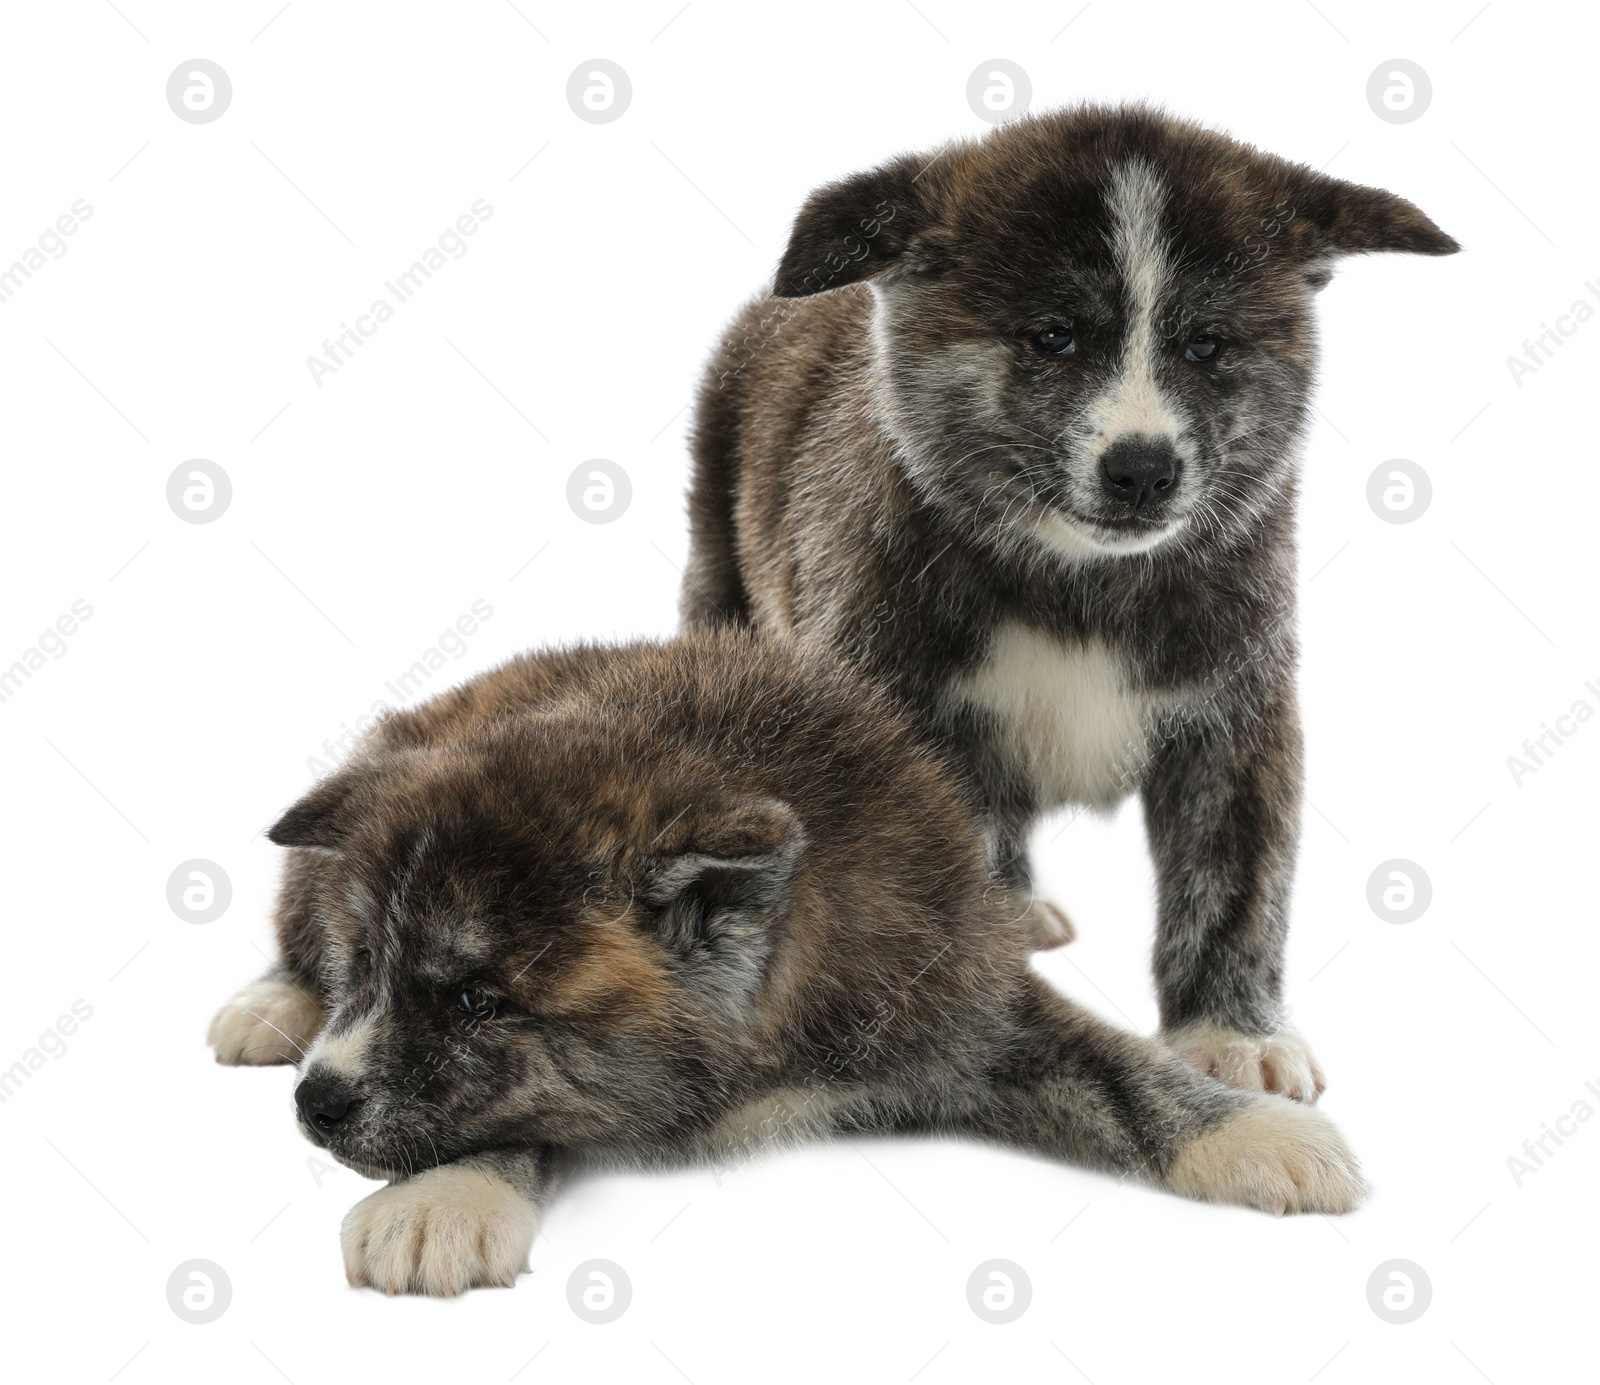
[682,105,1457,1100]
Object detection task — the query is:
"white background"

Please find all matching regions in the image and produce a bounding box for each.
[2,2,1594,1382]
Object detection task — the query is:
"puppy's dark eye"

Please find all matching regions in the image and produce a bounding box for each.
[452,988,494,1018]
[1185,334,1221,362]
[1032,325,1076,356]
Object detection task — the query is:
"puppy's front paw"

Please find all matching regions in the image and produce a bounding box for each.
[1166,1097,1367,1216]
[1163,1023,1325,1103]
[1023,898,1077,950]
[342,1164,537,1296]
[208,975,323,1065]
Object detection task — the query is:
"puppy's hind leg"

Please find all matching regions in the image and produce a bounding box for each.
[1022,897,1076,950]
[994,813,1075,950]
[947,975,1365,1215]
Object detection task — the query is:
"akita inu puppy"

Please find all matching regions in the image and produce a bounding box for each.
[211,631,1363,1296]
[681,105,1457,1099]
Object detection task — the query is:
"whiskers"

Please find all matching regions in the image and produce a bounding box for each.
[238,1041,302,1062]
[242,1009,309,1060]
[957,430,1093,540]
[1175,472,1264,548]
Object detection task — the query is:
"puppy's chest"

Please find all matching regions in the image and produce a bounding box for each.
[947,621,1177,807]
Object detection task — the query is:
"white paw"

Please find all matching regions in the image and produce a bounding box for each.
[208,976,324,1065]
[1023,898,1077,950]
[1164,1023,1326,1103]
[1167,1096,1367,1216]
[342,1164,537,1296]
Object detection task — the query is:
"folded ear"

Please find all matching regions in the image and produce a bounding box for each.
[773,153,952,298]
[637,795,804,1002]
[1287,166,1460,260]
[267,758,391,850]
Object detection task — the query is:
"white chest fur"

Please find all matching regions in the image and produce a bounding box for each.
[950,622,1165,808]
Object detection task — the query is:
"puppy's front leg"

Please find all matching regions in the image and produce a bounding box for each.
[341,1147,556,1296]
[1140,690,1326,1102]
[954,977,1363,1214]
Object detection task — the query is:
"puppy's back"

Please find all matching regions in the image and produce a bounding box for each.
[683,288,878,630]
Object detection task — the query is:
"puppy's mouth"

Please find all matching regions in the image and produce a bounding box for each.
[335,1151,407,1181]
[299,1115,447,1182]
[326,1139,444,1183]
[1032,500,1184,558]
[336,1157,406,1177]
[1080,508,1177,537]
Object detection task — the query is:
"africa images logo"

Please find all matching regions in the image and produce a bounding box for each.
[305,200,495,386]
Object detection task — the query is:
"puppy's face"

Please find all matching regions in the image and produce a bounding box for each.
[273,727,800,1178]
[775,105,1457,560]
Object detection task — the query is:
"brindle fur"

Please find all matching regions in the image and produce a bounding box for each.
[680,104,1457,1058]
[213,631,1363,1293]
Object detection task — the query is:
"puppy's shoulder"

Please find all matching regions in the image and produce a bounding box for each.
[709,286,873,405]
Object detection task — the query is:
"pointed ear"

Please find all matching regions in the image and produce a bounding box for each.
[773,153,952,298]
[267,759,389,850]
[638,796,804,998]
[1287,166,1460,260]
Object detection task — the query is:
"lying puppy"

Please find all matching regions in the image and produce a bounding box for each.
[681,104,1458,1098]
[211,630,1363,1296]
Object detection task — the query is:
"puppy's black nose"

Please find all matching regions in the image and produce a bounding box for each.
[296,1073,356,1131]
[1100,440,1179,511]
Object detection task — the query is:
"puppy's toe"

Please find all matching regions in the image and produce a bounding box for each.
[1023,898,1077,950]
[208,976,323,1065]
[1164,1023,1326,1103]
[1166,1097,1367,1216]
[342,1164,537,1296]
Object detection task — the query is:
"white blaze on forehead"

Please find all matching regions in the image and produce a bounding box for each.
[1087,160,1185,445]
[304,1009,379,1081]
